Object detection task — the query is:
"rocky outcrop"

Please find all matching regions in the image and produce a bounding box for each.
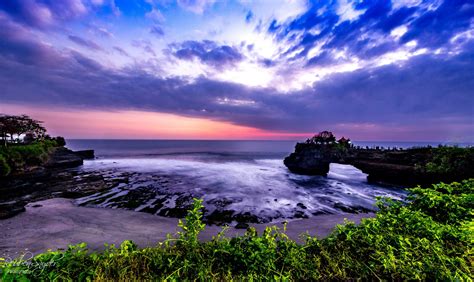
[284,143,473,186]
[0,147,97,219]
[46,147,84,168]
[74,150,95,160]
[284,143,340,176]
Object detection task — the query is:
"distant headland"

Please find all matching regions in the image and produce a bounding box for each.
[284,131,474,186]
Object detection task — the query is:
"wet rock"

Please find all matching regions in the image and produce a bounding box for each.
[159,207,189,218]
[175,195,193,208]
[0,167,128,218]
[73,150,95,159]
[205,209,235,224]
[0,201,26,219]
[293,210,308,219]
[235,222,249,229]
[61,191,84,198]
[333,203,353,213]
[46,147,83,169]
[312,210,331,216]
[103,187,157,210]
[140,200,165,214]
[234,212,260,223]
[296,203,307,209]
[284,143,332,176]
[207,198,234,208]
[333,202,373,214]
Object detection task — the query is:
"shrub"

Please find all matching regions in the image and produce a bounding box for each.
[425,146,474,178]
[0,140,62,175]
[407,179,474,224]
[53,136,66,147]
[0,154,10,176]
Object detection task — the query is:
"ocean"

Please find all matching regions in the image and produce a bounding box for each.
[64,140,465,223]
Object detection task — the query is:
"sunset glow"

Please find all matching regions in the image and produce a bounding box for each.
[0,104,315,140]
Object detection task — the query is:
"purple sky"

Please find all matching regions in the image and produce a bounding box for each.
[0,0,473,141]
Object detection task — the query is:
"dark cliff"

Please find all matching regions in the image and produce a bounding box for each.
[284,143,474,186]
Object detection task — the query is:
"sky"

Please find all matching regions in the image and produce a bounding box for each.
[0,0,473,141]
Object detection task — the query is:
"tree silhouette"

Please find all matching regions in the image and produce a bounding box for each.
[306,131,337,145]
[0,114,46,146]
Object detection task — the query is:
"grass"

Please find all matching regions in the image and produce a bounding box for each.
[0,139,62,176]
[1,179,473,280]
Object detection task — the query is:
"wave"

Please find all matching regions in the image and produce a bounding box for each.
[76,155,406,222]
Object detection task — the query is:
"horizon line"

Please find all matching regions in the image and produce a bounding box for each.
[65,138,474,143]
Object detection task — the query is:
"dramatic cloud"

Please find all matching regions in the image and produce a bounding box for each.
[177,0,216,14]
[0,0,87,28]
[169,40,243,68]
[245,10,254,23]
[0,14,62,65]
[400,0,474,48]
[146,8,165,22]
[150,25,164,37]
[132,39,156,56]
[87,23,114,38]
[1,19,473,137]
[68,35,103,51]
[113,46,130,57]
[268,1,473,64]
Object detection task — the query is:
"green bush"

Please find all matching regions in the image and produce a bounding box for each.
[0,140,61,175]
[49,136,66,147]
[408,180,474,224]
[1,180,472,280]
[0,154,11,176]
[424,146,474,178]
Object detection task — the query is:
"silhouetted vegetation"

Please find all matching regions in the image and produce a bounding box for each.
[2,180,472,280]
[0,114,46,146]
[305,130,337,145]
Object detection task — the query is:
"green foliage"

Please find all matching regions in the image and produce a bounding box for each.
[177,198,206,247]
[424,146,474,177]
[0,140,62,175]
[0,154,11,176]
[408,179,474,224]
[1,180,473,280]
[52,136,66,147]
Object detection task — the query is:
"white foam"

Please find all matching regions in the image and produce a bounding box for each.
[81,157,406,220]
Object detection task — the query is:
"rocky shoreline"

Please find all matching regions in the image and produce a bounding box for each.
[0,153,379,226]
[0,147,107,219]
[0,142,408,225]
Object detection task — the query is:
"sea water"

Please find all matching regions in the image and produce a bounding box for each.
[65,140,458,222]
